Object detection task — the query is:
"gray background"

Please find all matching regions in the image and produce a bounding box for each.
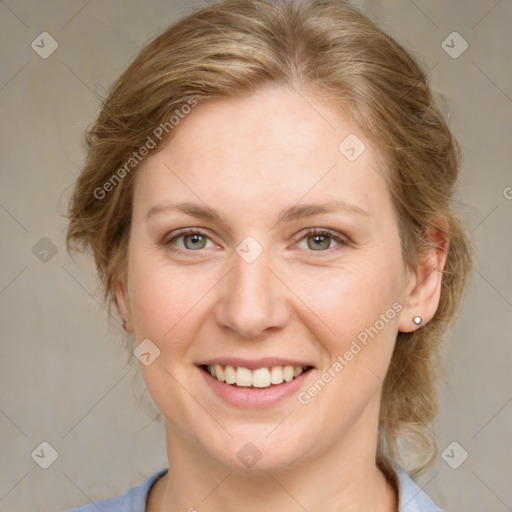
[1,0,511,510]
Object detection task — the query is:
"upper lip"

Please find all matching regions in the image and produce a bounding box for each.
[197,357,315,370]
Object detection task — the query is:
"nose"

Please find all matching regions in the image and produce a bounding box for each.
[213,245,290,339]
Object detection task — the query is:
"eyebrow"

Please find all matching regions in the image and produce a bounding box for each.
[145,199,369,225]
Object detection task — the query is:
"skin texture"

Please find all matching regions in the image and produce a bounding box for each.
[116,85,447,512]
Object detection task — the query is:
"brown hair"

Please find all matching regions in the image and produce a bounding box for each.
[65,0,473,476]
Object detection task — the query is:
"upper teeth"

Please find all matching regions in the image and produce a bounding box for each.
[206,364,307,388]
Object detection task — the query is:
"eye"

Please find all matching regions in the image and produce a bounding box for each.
[165,229,215,251]
[296,228,347,252]
[164,228,348,254]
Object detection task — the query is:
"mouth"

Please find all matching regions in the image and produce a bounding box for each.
[199,364,314,389]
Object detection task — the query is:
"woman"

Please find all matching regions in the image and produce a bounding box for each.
[65,0,472,510]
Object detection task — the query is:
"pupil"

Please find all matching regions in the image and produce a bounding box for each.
[187,234,204,249]
[310,235,329,250]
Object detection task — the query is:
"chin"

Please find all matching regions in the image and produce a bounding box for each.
[203,427,312,474]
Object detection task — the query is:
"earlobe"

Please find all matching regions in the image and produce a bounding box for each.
[114,277,134,333]
[398,227,449,333]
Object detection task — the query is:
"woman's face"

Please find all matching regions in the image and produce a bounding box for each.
[118,85,420,471]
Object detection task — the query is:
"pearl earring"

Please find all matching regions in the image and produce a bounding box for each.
[413,316,422,326]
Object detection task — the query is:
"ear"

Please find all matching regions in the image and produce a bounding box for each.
[398,224,449,333]
[114,274,134,333]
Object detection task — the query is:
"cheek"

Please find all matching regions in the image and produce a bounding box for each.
[290,261,403,407]
[128,253,216,343]
[128,257,211,420]
[294,269,401,409]
[293,259,402,338]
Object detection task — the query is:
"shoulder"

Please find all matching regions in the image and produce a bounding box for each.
[66,468,168,512]
[391,461,444,512]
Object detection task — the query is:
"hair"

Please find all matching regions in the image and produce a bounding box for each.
[65,0,473,480]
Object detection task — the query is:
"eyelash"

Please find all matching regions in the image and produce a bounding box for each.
[164,228,348,255]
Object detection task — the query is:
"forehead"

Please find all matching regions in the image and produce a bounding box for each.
[133,86,391,220]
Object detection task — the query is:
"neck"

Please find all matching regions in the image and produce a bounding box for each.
[147,405,398,512]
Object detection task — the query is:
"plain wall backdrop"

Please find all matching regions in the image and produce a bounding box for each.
[1,0,511,510]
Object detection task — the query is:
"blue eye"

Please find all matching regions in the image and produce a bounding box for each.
[297,228,347,252]
[166,230,214,251]
[164,228,347,253]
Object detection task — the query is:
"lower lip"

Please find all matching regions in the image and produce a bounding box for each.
[198,366,313,408]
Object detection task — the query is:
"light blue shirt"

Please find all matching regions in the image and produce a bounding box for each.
[68,462,443,511]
